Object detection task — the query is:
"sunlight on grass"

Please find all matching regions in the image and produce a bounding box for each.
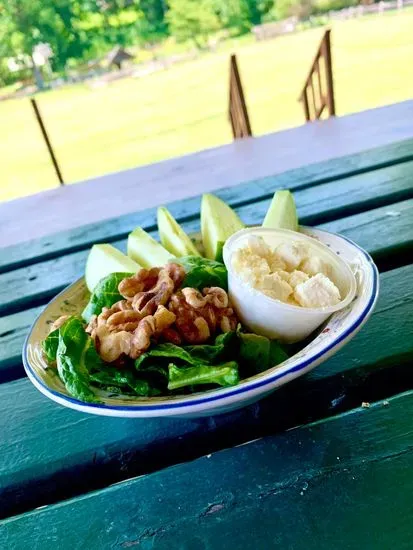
[1,11,412,202]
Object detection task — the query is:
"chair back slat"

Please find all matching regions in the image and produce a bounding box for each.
[299,29,335,122]
[228,54,252,139]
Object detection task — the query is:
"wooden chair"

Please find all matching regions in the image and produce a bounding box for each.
[228,54,252,139]
[299,29,335,122]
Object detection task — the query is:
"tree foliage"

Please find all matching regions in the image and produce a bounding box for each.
[166,0,220,47]
[0,0,358,86]
[0,0,91,70]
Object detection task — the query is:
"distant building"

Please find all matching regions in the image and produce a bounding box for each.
[106,46,134,70]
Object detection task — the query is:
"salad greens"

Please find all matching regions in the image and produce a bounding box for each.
[82,272,133,323]
[42,328,59,362]
[238,334,288,375]
[168,362,239,390]
[42,316,288,400]
[89,368,157,397]
[42,247,289,402]
[177,256,228,291]
[56,317,102,403]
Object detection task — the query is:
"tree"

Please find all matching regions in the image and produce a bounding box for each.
[244,0,274,25]
[270,0,312,20]
[166,0,220,48]
[0,0,91,73]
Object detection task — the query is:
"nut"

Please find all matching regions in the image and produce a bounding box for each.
[106,310,144,332]
[169,289,237,344]
[118,267,161,298]
[94,325,132,363]
[204,287,228,308]
[130,305,176,358]
[182,287,208,308]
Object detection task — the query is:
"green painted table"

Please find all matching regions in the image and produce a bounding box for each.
[1,137,413,549]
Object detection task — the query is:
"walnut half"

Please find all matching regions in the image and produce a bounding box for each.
[169,288,237,344]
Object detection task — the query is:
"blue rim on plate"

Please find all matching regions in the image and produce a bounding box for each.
[22,231,379,413]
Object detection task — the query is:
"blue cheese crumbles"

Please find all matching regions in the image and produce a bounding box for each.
[232,236,341,308]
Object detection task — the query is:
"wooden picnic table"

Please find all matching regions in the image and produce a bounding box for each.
[1,111,413,548]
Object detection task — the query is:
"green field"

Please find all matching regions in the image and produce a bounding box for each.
[1,11,412,203]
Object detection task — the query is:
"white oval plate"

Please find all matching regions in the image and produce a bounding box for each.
[23,227,379,418]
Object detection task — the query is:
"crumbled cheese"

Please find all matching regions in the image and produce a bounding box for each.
[277,270,291,282]
[268,253,287,272]
[294,273,341,308]
[288,270,309,289]
[245,235,272,256]
[258,273,293,302]
[276,242,308,270]
[300,256,332,277]
[232,247,270,285]
[232,236,341,309]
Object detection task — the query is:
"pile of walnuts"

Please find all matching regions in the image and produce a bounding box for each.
[86,263,238,363]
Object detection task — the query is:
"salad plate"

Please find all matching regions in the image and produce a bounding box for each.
[23,225,378,418]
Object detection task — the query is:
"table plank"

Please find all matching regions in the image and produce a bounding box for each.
[2,165,413,317]
[0,306,43,382]
[2,101,413,248]
[3,390,413,550]
[1,263,413,519]
[1,141,413,273]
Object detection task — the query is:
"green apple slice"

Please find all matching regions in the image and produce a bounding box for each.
[128,227,174,268]
[262,190,298,231]
[201,193,244,261]
[85,244,141,292]
[157,207,200,257]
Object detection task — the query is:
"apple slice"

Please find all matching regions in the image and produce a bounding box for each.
[85,244,140,292]
[128,227,174,268]
[262,190,298,231]
[157,207,200,257]
[201,193,244,261]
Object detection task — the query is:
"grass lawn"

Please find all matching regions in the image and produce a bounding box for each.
[1,10,412,203]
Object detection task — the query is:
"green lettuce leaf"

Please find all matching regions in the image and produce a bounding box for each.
[135,342,207,369]
[56,317,102,403]
[89,367,154,396]
[42,328,60,362]
[168,361,239,390]
[135,331,237,371]
[82,272,133,322]
[177,255,228,290]
[269,340,289,367]
[238,332,288,375]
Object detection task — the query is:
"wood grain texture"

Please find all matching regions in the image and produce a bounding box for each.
[1,101,413,248]
[2,139,413,273]
[1,263,412,519]
[2,159,413,317]
[2,389,413,550]
[0,305,44,382]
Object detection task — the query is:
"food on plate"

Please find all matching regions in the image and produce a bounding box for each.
[157,206,200,257]
[201,193,244,261]
[127,227,174,268]
[41,189,349,404]
[232,235,341,308]
[85,244,141,292]
[42,258,287,402]
[262,190,298,232]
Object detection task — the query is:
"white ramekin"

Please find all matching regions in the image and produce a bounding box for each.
[223,227,357,343]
